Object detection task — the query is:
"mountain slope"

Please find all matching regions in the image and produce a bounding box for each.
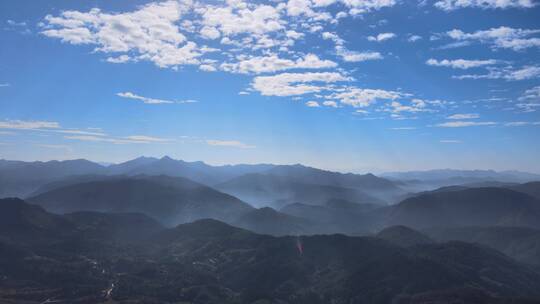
[266,164,405,202]
[0,159,105,198]
[141,220,540,304]
[233,207,318,236]
[0,197,74,241]
[385,187,540,230]
[2,212,540,303]
[65,211,164,242]
[216,173,384,208]
[425,226,540,266]
[376,225,434,247]
[280,200,379,234]
[384,169,540,184]
[29,174,124,197]
[28,175,254,226]
[509,181,540,200]
[106,156,274,185]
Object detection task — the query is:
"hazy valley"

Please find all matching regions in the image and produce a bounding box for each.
[2,157,540,303]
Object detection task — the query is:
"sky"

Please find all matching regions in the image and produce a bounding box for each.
[0,0,539,173]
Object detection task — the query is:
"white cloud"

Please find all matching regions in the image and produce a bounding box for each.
[306,101,321,107]
[390,127,417,130]
[35,144,73,150]
[447,113,479,119]
[200,26,221,40]
[0,120,113,139]
[435,0,536,10]
[426,58,499,69]
[220,53,337,74]
[322,32,382,62]
[117,92,198,104]
[505,121,540,126]
[335,0,397,14]
[446,26,540,51]
[287,0,316,17]
[0,120,60,130]
[106,55,131,64]
[286,30,304,40]
[65,134,171,144]
[52,129,107,136]
[327,87,402,108]
[123,135,172,142]
[454,65,540,81]
[0,118,173,145]
[439,139,462,143]
[435,41,472,50]
[367,32,396,42]
[322,31,343,44]
[294,0,397,16]
[323,100,338,107]
[7,20,27,27]
[201,2,283,37]
[0,83,10,87]
[519,85,540,100]
[386,99,431,114]
[516,86,540,112]
[407,35,422,42]
[199,64,217,72]
[252,72,351,96]
[205,139,255,149]
[516,102,540,112]
[505,66,540,80]
[41,1,205,69]
[436,121,497,127]
[336,47,383,62]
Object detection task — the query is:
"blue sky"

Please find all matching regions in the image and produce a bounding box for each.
[0,0,539,173]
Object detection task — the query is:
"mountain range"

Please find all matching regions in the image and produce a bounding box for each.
[28,175,254,227]
[382,187,540,230]
[3,158,540,303]
[383,169,540,192]
[3,198,540,304]
[9,174,537,241]
[5,157,540,304]
[0,157,403,205]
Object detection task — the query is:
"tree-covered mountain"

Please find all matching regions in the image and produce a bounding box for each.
[2,200,540,304]
[383,169,540,193]
[383,187,540,230]
[0,197,74,242]
[107,156,276,185]
[508,181,540,200]
[233,207,319,236]
[266,164,405,203]
[280,200,379,234]
[216,173,385,208]
[0,159,106,198]
[425,226,540,266]
[376,225,435,247]
[383,169,540,184]
[28,175,254,226]
[0,157,404,202]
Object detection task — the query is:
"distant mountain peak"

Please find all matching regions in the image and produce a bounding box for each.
[133,156,157,161]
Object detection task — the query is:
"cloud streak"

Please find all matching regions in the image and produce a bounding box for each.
[426,58,499,69]
[436,121,497,127]
[117,92,197,104]
[435,0,536,10]
[446,26,540,51]
[205,139,255,149]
